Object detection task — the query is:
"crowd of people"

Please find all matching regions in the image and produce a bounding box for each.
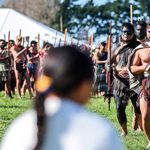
[0,36,53,99]
[93,20,150,148]
[1,20,150,149]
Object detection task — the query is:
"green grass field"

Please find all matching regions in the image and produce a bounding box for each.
[0,92,149,150]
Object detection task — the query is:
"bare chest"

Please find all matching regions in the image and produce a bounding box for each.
[140,50,150,63]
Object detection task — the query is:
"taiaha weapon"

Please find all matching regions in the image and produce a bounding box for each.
[119,36,121,43]
[104,20,113,111]
[71,37,73,46]
[4,34,5,41]
[25,36,30,61]
[7,31,10,57]
[87,36,91,49]
[146,14,148,23]
[19,29,21,36]
[90,33,94,56]
[76,40,79,48]
[98,40,100,49]
[38,34,40,54]
[23,37,25,47]
[64,29,67,46]
[130,5,133,25]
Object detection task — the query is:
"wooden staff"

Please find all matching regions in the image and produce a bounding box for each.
[87,36,91,49]
[64,28,67,46]
[107,20,112,111]
[23,37,25,47]
[90,33,94,56]
[4,34,6,41]
[19,29,21,36]
[98,40,100,49]
[25,36,30,61]
[105,36,109,52]
[7,31,10,57]
[119,36,121,43]
[76,40,79,47]
[38,34,40,54]
[130,5,133,25]
[71,37,73,46]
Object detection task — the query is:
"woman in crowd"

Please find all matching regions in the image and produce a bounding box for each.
[0,46,123,150]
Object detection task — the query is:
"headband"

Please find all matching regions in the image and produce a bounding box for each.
[146,26,150,30]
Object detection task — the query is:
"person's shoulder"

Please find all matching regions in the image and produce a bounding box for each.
[3,109,36,133]
[111,43,120,52]
[81,109,112,128]
[68,109,124,150]
[0,110,37,150]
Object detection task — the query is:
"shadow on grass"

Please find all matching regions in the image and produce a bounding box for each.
[0,106,25,108]
[1,118,11,121]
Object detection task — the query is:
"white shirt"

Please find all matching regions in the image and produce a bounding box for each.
[0,97,124,150]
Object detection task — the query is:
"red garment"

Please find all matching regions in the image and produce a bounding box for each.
[14,45,24,52]
[39,50,45,61]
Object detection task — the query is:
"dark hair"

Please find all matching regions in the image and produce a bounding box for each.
[0,44,5,50]
[30,40,37,46]
[43,42,53,49]
[121,23,134,33]
[136,21,146,28]
[78,45,90,56]
[101,42,106,47]
[9,40,15,45]
[0,39,5,42]
[147,22,150,27]
[33,46,93,150]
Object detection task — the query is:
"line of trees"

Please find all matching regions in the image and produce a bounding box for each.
[1,0,150,42]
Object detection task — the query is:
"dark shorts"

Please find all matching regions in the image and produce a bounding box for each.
[16,63,26,76]
[27,63,37,75]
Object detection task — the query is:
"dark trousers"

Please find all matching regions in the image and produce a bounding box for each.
[113,90,141,125]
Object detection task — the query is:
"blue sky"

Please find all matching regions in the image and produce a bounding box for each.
[60,0,113,45]
[74,0,109,5]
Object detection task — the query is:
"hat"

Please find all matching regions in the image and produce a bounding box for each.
[16,35,22,40]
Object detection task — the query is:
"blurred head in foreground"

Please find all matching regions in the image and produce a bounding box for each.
[34,46,93,149]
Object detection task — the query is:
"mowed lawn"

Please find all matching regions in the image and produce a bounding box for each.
[0,92,149,150]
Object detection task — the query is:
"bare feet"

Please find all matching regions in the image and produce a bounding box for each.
[30,96,34,99]
[96,94,98,98]
[121,124,128,136]
[121,132,128,136]
[138,128,143,132]
[146,143,150,148]
[132,114,138,131]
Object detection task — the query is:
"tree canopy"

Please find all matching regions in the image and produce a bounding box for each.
[2,0,149,42]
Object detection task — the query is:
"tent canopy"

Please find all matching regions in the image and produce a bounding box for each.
[0,8,85,47]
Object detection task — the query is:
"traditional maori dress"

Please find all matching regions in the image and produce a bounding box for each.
[95,51,108,93]
[0,50,8,82]
[112,39,140,105]
[138,72,150,106]
[128,41,150,93]
[127,41,150,106]
[14,45,26,75]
